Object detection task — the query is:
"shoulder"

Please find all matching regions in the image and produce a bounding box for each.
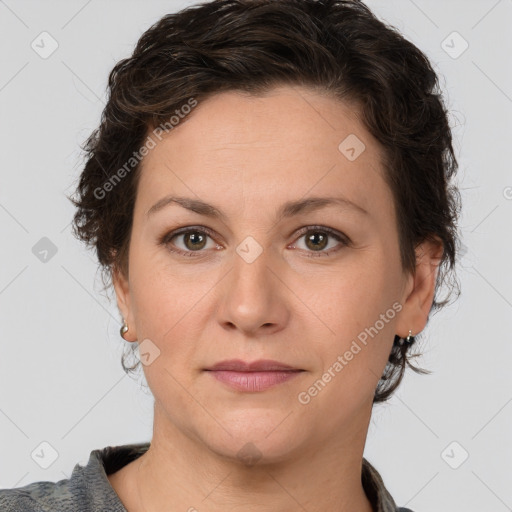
[0,442,150,512]
[362,457,416,512]
[0,489,34,511]
[0,479,78,511]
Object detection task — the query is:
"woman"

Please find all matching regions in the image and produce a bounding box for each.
[0,0,460,510]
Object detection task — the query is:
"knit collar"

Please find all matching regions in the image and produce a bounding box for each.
[85,442,402,512]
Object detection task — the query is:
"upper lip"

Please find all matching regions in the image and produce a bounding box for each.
[205,359,302,372]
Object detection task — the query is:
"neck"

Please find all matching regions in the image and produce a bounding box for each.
[131,403,375,512]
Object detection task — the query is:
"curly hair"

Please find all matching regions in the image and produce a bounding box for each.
[69,0,461,403]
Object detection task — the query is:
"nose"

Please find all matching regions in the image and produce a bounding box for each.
[216,244,290,337]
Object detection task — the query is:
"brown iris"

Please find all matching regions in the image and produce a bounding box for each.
[184,231,208,251]
[305,231,328,251]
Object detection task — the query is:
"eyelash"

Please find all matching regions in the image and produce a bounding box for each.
[158,225,351,259]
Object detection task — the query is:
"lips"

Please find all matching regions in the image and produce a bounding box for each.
[205,359,301,372]
[204,359,304,392]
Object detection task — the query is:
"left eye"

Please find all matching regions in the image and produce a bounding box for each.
[159,226,350,258]
[289,226,350,257]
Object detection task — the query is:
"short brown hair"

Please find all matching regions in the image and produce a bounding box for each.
[69,0,461,403]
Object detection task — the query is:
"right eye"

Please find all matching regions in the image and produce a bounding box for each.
[159,226,222,257]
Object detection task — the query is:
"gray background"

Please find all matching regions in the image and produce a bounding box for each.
[0,1,511,510]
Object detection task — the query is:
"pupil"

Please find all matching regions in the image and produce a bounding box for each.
[307,232,327,251]
[187,232,206,250]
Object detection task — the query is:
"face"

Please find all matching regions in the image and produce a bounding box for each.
[114,84,437,463]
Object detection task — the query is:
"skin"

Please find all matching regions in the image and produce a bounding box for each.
[107,84,443,512]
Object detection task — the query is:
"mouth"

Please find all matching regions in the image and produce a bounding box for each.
[204,359,305,392]
[205,359,303,372]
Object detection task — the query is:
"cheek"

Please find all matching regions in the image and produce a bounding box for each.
[308,252,400,384]
[128,238,194,325]
[309,248,399,326]
[127,250,216,367]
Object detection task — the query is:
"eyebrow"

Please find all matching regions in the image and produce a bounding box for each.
[146,195,369,221]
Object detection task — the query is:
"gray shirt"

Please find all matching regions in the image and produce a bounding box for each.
[0,442,415,511]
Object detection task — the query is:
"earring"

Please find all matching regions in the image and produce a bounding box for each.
[396,329,415,346]
[120,321,129,340]
[405,329,415,344]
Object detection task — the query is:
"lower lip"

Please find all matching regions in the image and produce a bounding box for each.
[206,370,303,392]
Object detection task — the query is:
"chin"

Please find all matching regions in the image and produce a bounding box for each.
[195,409,308,466]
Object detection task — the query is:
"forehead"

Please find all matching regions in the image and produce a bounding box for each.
[135,85,392,221]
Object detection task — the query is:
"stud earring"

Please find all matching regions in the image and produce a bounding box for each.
[396,329,415,346]
[405,329,415,344]
[120,321,129,340]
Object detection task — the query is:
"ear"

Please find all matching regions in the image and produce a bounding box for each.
[395,237,444,339]
[112,265,138,342]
